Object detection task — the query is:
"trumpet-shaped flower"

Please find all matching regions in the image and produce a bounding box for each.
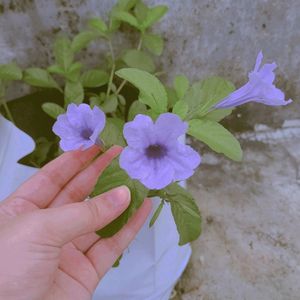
[53,103,105,151]
[215,51,292,109]
[120,113,201,189]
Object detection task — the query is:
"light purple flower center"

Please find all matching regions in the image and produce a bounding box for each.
[80,128,93,139]
[145,144,167,159]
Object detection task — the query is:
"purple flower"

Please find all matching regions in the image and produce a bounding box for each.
[216,51,292,109]
[53,103,105,151]
[120,113,201,189]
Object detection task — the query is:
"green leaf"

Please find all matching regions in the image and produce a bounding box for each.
[128,100,147,120]
[141,5,168,30]
[114,0,139,11]
[47,64,65,75]
[204,108,233,122]
[142,33,164,55]
[64,81,84,105]
[188,119,243,161]
[173,74,189,100]
[184,77,235,119]
[0,63,22,81]
[116,68,168,113]
[23,68,61,90]
[100,118,126,147]
[71,31,96,52]
[112,254,123,268]
[134,1,148,23]
[101,95,118,113]
[164,183,201,245]
[122,50,155,73]
[149,200,164,227]
[64,62,82,82]
[172,101,188,119]
[112,11,139,29]
[80,70,109,87]
[92,159,148,237]
[166,86,179,108]
[54,36,73,71]
[42,102,65,119]
[88,17,108,35]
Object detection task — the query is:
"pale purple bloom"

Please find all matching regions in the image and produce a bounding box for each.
[216,51,292,109]
[120,113,201,189]
[53,103,105,151]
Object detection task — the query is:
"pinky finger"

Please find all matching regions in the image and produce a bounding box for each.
[85,199,152,283]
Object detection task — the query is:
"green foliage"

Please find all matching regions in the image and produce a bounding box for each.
[64,81,84,105]
[23,68,61,90]
[116,68,168,113]
[173,74,189,100]
[128,100,147,120]
[184,77,235,119]
[100,118,126,147]
[188,119,242,161]
[71,31,97,53]
[42,103,65,119]
[0,63,22,81]
[54,36,74,71]
[141,5,168,30]
[142,33,164,55]
[80,70,109,87]
[172,101,188,119]
[149,200,164,227]
[161,183,202,245]
[88,17,108,37]
[92,159,148,237]
[204,108,233,122]
[122,50,155,73]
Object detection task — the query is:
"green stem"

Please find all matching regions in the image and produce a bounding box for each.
[106,40,116,99]
[115,36,143,96]
[1,98,15,124]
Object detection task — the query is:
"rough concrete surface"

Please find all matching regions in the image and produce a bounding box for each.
[0,1,300,299]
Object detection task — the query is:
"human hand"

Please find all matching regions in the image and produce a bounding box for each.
[0,146,152,300]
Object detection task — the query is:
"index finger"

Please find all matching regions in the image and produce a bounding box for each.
[7,146,100,208]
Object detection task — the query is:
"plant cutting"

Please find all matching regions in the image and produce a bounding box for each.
[0,0,292,299]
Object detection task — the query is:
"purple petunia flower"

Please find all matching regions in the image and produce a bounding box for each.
[53,103,105,151]
[215,51,292,109]
[120,113,201,189]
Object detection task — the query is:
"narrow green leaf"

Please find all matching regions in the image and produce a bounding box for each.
[128,100,147,120]
[184,77,235,119]
[112,11,139,29]
[173,74,189,100]
[64,62,82,82]
[149,200,164,227]
[122,50,155,73]
[88,17,108,35]
[112,254,123,268]
[100,117,126,147]
[172,101,188,119]
[188,119,243,161]
[80,70,109,87]
[134,1,148,23]
[47,64,65,75]
[0,63,22,81]
[164,183,201,245]
[116,68,168,113]
[92,159,148,237]
[166,86,179,108]
[71,31,96,52]
[54,36,73,71]
[143,33,164,55]
[64,81,84,105]
[141,5,168,29]
[42,102,65,119]
[204,108,233,122]
[23,68,61,90]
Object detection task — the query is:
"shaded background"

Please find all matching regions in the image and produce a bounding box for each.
[1,1,300,299]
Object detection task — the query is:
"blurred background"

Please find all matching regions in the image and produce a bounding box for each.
[1,0,300,299]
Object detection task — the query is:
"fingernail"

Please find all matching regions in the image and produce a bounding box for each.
[106,186,131,208]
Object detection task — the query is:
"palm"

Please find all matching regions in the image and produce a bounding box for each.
[0,146,151,300]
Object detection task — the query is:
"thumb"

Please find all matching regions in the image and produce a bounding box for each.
[32,186,130,246]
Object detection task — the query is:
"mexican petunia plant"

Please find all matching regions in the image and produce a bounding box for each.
[0,0,292,247]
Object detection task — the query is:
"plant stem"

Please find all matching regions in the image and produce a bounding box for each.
[106,40,116,99]
[115,36,143,96]
[1,97,15,124]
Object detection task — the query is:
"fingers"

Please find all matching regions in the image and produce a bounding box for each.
[8,146,100,209]
[72,233,100,252]
[86,199,152,281]
[30,186,131,246]
[50,146,122,208]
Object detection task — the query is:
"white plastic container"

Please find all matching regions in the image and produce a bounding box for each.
[0,116,191,300]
